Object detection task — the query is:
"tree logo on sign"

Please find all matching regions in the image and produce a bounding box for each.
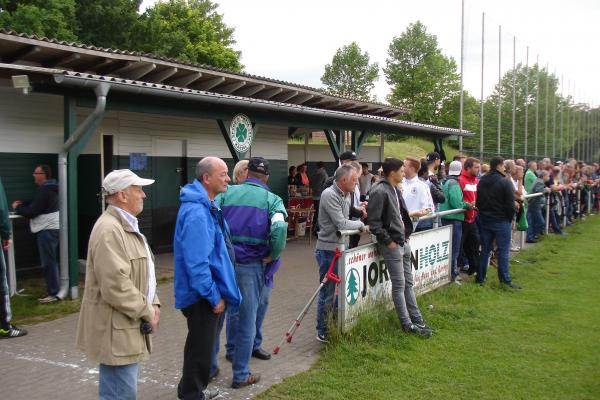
[230,114,254,153]
[346,268,360,305]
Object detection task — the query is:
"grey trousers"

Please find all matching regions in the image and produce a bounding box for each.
[379,242,422,327]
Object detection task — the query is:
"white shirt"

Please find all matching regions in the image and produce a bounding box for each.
[113,206,156,306]
[402,175,433,212]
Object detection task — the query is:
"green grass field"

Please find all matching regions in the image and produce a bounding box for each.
[259,216,600,400]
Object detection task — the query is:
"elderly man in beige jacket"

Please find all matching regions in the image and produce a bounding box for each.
[77,169,160,400]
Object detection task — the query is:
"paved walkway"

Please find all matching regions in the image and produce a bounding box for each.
[0,239,323,400]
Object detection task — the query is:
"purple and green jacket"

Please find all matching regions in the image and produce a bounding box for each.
[215,178,288,285]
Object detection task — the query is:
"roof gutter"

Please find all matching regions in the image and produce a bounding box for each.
[53,74,471,138]
[56,81,110,300]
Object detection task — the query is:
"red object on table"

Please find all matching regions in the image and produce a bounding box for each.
[288,197,313,209]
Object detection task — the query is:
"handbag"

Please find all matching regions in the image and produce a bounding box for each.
[516,202,528,231]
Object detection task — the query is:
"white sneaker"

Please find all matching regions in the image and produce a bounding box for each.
[38,295,59,304]
[203,388,220,399]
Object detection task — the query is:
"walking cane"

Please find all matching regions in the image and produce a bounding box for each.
[273,248,342,355]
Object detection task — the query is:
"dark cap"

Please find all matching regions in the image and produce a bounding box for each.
[247,157,270,175]
[426,152,440,163]
[339,150,358,161]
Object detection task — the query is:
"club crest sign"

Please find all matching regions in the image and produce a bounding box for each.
[230,114,254,153]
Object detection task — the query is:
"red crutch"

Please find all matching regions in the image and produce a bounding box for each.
[273,248,342,355]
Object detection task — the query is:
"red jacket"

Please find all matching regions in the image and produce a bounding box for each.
[459,170,479,223]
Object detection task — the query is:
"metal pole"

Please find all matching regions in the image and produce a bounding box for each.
[544,62,549,158]
[566,80,571,159]
[459,0,465,153]
[524,46,529,159]
[545,193,550,234]
[552,69,557,159]
[535,56,540,159]
[479,12,485,161]
[560,75,564,160]
[497,25,502,156]
[511,36,516,159]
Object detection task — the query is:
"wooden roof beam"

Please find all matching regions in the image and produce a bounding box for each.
[167,72,202,87]
[273,90,299,103]
[2,45,41,64]
[288,94,314,105]
[215,80,246,94]
[81,57,114,73]
[195,76,226,91]
[144,67,178,84]
[235,84,265,97]
[44,52,81,68]
[97,60,131,75]
[121,63,156,80]
[254,87,283,100]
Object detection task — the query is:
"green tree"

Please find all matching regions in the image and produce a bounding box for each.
[384,21,460,125]
[346,270,359,305]
[0,0,78,41]
[133,0,242,71]
[321,42,379,101]
[75,0,142,49]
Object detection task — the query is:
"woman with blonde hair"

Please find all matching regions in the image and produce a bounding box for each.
[233,159,249,184]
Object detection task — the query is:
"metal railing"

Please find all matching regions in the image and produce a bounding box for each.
[337,208,466,238]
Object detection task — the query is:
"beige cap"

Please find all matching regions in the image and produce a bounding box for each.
[102,169,154,194]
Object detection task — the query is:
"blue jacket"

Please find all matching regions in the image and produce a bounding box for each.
[173,180,242,311]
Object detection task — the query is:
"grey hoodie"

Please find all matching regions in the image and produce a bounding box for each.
[367,178,413,246]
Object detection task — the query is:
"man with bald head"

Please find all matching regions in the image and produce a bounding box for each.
[174,157,242,400]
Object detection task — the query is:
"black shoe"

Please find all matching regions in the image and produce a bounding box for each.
[525,239,538,243]
[316,333,328,343]
[225,353,233,362]
[0,325,27,339]
[402,323,432,338]
[505,282,522,289]
[208,367,219,382]
[252,348,271,360]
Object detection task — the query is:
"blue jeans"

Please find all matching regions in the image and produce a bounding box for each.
[442,219,462,279]
[315,249,337,337]
[549,209,563,234]
[477,220,512,284]
[231,262,267,383]
[527,207,545,241]
[210,284,271,376]
[36,229,59,296]
[99,363,139,400]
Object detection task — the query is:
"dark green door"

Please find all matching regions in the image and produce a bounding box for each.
[151,139,187,253]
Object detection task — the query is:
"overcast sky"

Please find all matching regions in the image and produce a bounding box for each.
[141,0,599,106]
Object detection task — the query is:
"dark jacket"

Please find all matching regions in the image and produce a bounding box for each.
[0,177,11,241]
[367,178,413,246]
[476,170,515,223]
[427,175,446,204]
[15,179,59,218]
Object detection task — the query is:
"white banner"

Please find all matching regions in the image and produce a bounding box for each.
[339,225,452,332]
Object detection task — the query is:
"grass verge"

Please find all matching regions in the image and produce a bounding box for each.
[259,216,600,400]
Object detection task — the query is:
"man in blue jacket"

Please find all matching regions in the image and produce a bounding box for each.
[174,157,242,400]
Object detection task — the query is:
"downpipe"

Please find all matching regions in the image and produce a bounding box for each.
[56,82,110,300]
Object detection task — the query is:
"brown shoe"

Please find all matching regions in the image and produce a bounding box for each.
[231,373,261,389]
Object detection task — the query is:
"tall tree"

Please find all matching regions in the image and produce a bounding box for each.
[321,42,379,101]
[384,21,460,124]
[133,0,242,71]
[0,0,77,41]
[75,0,142,49]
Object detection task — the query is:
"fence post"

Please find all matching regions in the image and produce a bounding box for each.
[577,189,581,219]
[562,190,568,226]
[587,187,592,215]
[545,193,551,235]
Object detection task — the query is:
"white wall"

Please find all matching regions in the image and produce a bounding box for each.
[0,86,289,162]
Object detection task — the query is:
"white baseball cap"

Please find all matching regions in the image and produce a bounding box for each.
[448,161,463,176]
[102,169,154,194]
